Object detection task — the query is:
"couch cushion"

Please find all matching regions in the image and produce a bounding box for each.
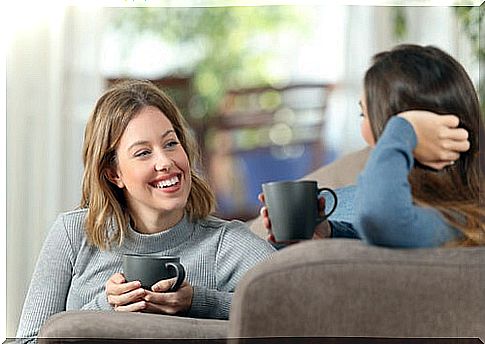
[229,239,485,338]
[39,310,228,339]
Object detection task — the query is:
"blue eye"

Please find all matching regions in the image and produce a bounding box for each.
[165,140,179,149]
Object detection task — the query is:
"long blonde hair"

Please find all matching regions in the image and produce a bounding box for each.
[80,80,215,250]
[364,44,485,246]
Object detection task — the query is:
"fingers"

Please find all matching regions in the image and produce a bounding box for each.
[443,127,469,141]
[143,281,193,315]
[143,291,179,315]
[313,221,331,239]
[318,196,326,216]
[106,273,146,309]
[151,277,179,292]
[108,286,146,308]
[437,150,460,162]
[439,117,470,153]
[446,137,470,153]
[258,193,265,204]
[110,273,126,284]
[114,300,147,312]
[440,114,460,128]
[260,206,272,231]
[106,274,142,297]
[267,233,276,243]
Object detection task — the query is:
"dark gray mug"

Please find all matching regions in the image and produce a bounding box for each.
[122,254,186,291]
[262,180,338,241]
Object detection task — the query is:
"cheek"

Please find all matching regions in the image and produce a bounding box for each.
[118,160,148,186]
[176,149,191,176]
[360,119,375,146]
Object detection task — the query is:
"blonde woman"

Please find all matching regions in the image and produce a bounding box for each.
[17,80,275,339]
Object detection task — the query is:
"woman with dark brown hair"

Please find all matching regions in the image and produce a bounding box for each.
[355,44,484,247]
[262,44,483,247]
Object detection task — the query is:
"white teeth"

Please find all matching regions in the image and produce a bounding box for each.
[154,176,179,189]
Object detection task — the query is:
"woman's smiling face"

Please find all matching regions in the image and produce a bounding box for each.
[109,105,191,228]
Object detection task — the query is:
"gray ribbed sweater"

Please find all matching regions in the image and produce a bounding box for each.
[16,209,275,339]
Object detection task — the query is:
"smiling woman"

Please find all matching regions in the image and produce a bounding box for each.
[16,80,276,340]
[105,106,193,234]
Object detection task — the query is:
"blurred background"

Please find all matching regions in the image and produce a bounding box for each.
[5,1,483,337]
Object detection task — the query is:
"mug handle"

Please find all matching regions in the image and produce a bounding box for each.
[165,262,186,292]
[316,187,338,222]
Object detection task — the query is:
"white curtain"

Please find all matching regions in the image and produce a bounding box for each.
[6,6,105,337]
[325,5,474,156]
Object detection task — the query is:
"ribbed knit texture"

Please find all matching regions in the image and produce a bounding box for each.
[16,210,275,339]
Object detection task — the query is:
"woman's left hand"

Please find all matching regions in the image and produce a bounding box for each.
[142,278,193,315]
[397,111,470,170]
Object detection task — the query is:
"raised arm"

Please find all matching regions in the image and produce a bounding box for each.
[354,116,460,247]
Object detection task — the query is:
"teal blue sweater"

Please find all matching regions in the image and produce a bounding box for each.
[330,116,460,247]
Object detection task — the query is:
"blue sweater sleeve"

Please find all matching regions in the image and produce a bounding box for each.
[354,116,460,248]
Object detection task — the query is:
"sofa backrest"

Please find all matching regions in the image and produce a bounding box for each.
[229,239,485,339]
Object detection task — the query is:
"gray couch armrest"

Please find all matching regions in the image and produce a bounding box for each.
[229,239,485,338]
[39,310,228,339]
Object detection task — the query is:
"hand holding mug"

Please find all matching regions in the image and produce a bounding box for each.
[142,278,193,315]
[260,180,337,243]
[105,272,147,312]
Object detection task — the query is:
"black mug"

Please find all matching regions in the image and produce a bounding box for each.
[262,180,338,241]
[123,254,186,291]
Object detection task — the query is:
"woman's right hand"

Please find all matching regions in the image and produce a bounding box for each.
[258,193,331,243]
[106,272,147,312]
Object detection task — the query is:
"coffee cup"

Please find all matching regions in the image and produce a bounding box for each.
[122,254,186,291]
[262,180,338,241]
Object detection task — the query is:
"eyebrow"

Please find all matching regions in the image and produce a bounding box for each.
[358,100,363,108]
[127,129,176,152]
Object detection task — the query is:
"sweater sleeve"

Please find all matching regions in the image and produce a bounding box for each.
[354,116,459,247]
[188,221,275,319]
[16,214,76,339]
[80,290,113,310]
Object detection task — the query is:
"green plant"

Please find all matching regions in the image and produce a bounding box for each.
[110,6,309,119]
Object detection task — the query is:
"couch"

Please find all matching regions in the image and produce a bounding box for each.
[37,147,485,342]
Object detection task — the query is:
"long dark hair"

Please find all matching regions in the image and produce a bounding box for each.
[364,44,484,246]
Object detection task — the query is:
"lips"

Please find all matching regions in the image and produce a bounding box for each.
[149,174,181,189]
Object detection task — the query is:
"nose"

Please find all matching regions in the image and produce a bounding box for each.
[154,152,173,172]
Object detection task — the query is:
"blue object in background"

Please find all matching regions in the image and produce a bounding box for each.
[216,144,337,220]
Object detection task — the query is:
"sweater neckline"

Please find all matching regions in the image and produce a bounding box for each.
[121,214,194,254]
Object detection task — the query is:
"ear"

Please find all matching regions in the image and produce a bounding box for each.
[105,167,125,189]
